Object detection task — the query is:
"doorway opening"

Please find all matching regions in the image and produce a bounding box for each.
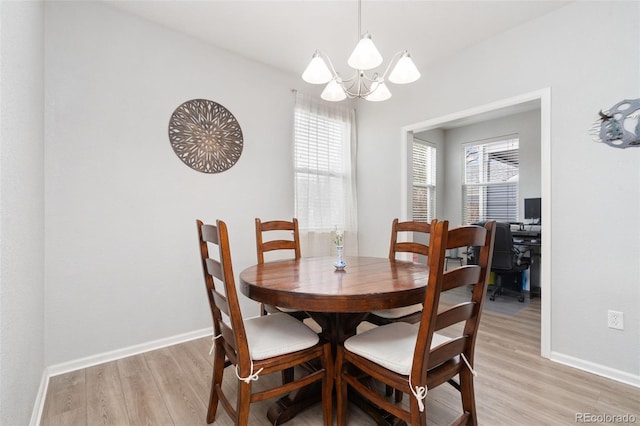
[400,88,551,358]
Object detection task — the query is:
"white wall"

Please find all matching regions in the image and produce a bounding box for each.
[0,1,45,424]
[44,1,300,365]
[357,1,640,382]
[441,110,542,225]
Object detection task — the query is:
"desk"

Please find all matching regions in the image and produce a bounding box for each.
[239,256,428,424]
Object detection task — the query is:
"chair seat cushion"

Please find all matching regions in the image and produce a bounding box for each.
[344,322,451,375]
[370,303,423,319]
[244,313,319,360]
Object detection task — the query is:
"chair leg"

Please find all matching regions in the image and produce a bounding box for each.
[459,368,479,426]
[409,394,428,426]
[207,346,225,423]
[384,385,404,402]
[282,367,294,384]
[236,380,252,425]
[385,384,394,396]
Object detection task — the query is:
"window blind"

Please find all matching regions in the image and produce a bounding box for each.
[293,94,356,233]
[463,137,519,224]
[412,140,436,222]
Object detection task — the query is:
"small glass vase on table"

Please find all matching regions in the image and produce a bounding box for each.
[333,227,346,270]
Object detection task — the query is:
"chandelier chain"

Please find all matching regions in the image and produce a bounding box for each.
[357,0,362,41]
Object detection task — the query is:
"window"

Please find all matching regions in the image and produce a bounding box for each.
[463,137,519,224]
[293,93,357,254]
[411,139,436,222]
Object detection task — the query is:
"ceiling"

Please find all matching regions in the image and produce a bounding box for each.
[104,0,571,76]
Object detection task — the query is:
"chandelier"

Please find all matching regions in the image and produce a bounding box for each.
[301,0,420,102]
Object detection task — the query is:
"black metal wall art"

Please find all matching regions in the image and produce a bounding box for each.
[168,99,243,173]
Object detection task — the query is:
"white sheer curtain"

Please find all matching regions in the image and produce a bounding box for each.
[293,92,358,257]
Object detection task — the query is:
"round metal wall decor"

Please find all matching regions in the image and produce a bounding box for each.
[168,99,243,173]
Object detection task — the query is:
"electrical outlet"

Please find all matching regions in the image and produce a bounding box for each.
[607,310,624,330]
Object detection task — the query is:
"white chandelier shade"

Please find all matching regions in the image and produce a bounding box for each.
[388,52,421,85]
[347,33,383,70]
[301,53,333,85]
[321,79,348,102]
[301,2,421,103]
[364,81,391,102]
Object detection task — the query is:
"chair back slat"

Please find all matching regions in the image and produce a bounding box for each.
[388,218,433,260]
[211,290,230,317]
[433,303,475,331]
[255,218,301,264]
[220,322,236,351]
[201,224,219,245]
[395,220,431,233]
[428,336,468,369]
[259,220,297,231]
[204,249,230,317]
[446,226,487,249]
[205,258,223,281]
[441,265,481,292]
[394,242,429,256]
[261,240,298,253]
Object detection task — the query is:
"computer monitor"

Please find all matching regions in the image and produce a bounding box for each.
[524,197,541,224]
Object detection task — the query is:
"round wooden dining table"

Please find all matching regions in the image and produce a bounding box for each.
[239,255,429,425]
[240,256,428,343]
[240,255,428,311]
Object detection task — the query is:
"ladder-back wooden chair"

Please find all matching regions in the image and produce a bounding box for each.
[366,218,434,326]
[255,218,308,320]
[336,220,496,426]
[197,219,333,425]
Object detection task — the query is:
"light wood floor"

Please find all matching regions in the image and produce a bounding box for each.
[41,295,640,425]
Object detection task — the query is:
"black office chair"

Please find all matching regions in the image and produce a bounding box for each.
[470,222,530,302]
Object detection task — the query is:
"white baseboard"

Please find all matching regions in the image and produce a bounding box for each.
[29,368,50,426]
[47,326,212,377]
[550,351,640,388]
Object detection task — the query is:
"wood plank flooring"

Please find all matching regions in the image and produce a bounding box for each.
[41,295,640,425]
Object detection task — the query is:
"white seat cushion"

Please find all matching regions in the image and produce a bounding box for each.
[344,322,451,375]
[370,303,423,319]
[244,313,319,360]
